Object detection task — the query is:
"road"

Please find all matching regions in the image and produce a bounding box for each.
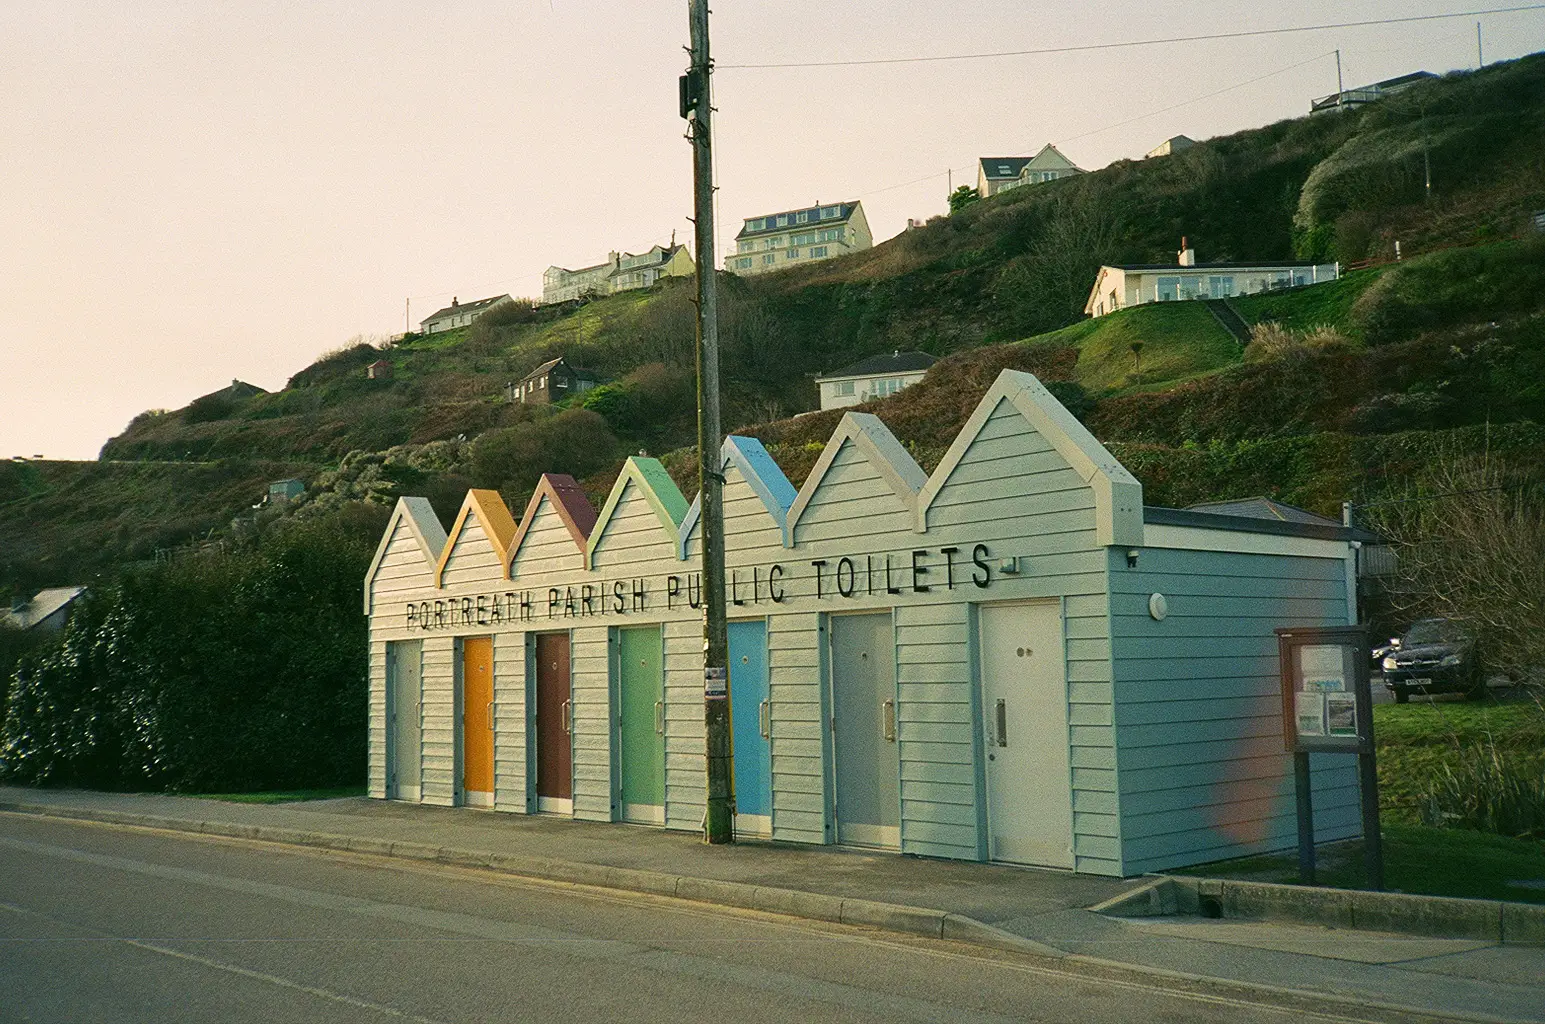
[0,814,1434,1024]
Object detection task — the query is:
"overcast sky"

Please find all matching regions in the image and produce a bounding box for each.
[3,1,1541,459]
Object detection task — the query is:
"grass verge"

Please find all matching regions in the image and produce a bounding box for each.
[189,787,365,804]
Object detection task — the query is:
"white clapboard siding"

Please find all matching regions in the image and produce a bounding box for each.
[1112,546,1359,875]
[420,637,458,806]
[493,630,528,811]
[441,514,503,590]
[571,625,614,821]
[367,636,388,798]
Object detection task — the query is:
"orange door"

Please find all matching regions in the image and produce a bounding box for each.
[462,637,495,805]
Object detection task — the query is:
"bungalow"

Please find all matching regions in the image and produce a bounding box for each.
[1084,239,1339,318]
[813,350,936,410]
[1311,70,1437,114]
[1145,135,1195,159]
[976,144,1083,198]
[420,295,514,335]
[725,201,872,276]
[506,357,600,406]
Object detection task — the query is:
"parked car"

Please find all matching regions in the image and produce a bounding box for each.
[1381,618,1486,703]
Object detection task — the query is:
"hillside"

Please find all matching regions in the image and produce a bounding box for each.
[5,53,1544,593]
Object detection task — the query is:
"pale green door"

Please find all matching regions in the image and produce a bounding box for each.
[618,626,665,823]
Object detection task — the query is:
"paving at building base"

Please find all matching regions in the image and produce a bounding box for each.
[3,786,1543,1023]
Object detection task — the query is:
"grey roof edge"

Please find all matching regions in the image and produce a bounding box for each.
[816,351,937,380]
[1144,506,1378,543]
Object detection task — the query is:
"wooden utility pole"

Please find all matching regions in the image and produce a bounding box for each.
[683,0,733,844]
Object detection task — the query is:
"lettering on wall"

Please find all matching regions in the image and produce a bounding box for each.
[400,545,994,632]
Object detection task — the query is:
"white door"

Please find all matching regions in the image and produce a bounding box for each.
[979,602,1074,868]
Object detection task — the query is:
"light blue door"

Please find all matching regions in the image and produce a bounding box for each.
[728,620,770,822]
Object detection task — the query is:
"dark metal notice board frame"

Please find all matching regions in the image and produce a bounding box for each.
[1275,625,1383,889]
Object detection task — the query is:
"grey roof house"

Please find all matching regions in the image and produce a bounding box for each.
[420,295,514,335]
[3,586,86,632]
[814,350,936,410]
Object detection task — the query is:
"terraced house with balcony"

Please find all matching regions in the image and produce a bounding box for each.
[726,201,872,276]
[542,243,693,305]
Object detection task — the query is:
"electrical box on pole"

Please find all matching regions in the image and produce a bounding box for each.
[685,0,734,844]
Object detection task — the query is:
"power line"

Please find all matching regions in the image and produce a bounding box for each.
[719,5,1545,70]
[1057,52,1335,146]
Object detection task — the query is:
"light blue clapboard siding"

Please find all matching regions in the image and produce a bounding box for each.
[419,636,457,806]
[768,611,826,842]
[1111,546,1360,875]
[367,519,443,798]
[570,625,614,821]
[896,601,975,859]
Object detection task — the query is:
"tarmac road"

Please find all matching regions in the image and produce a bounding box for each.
[0,815,1454,1024]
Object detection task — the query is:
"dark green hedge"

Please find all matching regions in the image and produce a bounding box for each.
[0,507,384,792]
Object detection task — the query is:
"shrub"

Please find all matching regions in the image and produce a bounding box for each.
[471,408,621,496]
[1419,736,1545,839]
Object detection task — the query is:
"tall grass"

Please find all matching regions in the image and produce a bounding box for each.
[1418,734,1545,839]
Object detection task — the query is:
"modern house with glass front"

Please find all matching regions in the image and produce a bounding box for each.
[726,201,872,276]
[1084,240,1339,318]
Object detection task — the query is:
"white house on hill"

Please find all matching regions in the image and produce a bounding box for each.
[1084,239,1339,318]
[420,295,514,334]
[976,144,1083,198]
[726,202,872,276]
[814,350,936,410]
[542,243,694,304]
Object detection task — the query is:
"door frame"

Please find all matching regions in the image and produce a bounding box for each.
[385,640,424,801]
[527,629,575,816]
[611,622,666,826]
[728,615,773,838]
[971,597,1075,869]
[822,608,902,851]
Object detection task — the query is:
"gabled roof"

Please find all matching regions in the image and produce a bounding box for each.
[518,356,599,386]
[787,413,928,544]
[1,586,85,630]
[816,350,937,381]
[363,497,447,613]
[508,473,598,574]
[679,436,800,555]
[1024,143,1081,172]
[436,489,518,586]
[1100,260,1320,271]
[610,244,688,277]
[917,370,1143,546]
[587,457,691,566]
[737,202,860,240]
[421,294,511,326]
[979,157,1032,180]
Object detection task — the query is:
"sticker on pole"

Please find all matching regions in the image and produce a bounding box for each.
[704,666,728,699]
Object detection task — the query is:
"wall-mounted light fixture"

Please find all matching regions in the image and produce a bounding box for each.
[998,556,1020,575]
[1126,549,1140,568]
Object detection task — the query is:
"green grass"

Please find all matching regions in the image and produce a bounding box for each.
[189,787,365,804]
[1231,268,1382,337]
[1181,822,1545,904]
[1027,302,1241,394]
[1374,698,1545,826]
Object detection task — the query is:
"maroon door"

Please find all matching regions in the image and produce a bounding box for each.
[535,632,572,803]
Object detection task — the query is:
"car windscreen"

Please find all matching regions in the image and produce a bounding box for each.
[1402,619,1465,645]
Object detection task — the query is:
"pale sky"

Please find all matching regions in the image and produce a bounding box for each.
[4,1,1541,459]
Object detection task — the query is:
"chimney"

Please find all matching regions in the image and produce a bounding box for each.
[10,593,28,615]
[609,251,620,267]
[1178,237,1197,267]
[451,296,459,307]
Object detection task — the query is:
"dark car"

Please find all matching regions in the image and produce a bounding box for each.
[1381,618,1486,703]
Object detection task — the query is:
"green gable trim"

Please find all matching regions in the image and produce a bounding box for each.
[586,456,691,566]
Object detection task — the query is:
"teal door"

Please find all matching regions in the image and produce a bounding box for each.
[618,626,665,823]
[728,620,771,828]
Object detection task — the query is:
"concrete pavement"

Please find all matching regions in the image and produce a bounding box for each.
[3,786,1543,1023]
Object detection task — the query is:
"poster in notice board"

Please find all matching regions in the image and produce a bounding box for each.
[1276,628,1370,753]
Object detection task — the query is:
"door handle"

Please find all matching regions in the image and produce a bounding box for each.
[995,698,1008,748]
[655,700,666,735]
[561,699,572,734]
[759,699,771,740]
[882,699,896,742]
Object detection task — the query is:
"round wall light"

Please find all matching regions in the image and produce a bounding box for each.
[1148,593,1169,621]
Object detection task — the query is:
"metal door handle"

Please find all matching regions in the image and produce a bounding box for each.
[561,700,572,734]
[759,699,771,740]
[995,698,1007,747]
[655,700,666,735]
[882,699,896,742]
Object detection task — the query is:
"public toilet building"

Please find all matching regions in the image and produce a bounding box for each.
[365,370,1369,876]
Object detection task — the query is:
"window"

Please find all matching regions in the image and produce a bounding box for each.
[820,206,839,219]
[1157,276,1180,301]
[787,248,800,258]
[776,214,788,226]
[748,218,764,231]
[792,231,817,245]
[539,376,548,388]
[1109,289,1118,310]
[834,380,855,396]
[1208,276,1235,298]
[762,254,775,265]
[735,257,753,270]
[765,236,784,250]
[796,211,810,223]
[810,246,828,258]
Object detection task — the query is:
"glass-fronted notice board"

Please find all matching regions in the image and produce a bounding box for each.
[1276,626,1372,753]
